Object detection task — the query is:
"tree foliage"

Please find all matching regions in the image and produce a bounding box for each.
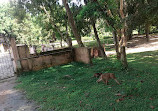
[0,0,157,66]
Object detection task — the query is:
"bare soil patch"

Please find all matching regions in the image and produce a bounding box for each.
[106,34,158,56]
[0,77,38,111]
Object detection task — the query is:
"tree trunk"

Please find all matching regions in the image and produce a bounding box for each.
[62,0,84,47]
[60,36,63,48]
[65,22,72,47]
[138,25,141,35]
[52,32,56,42]
[91,20,107,59]
[117,29,121,41]
[127,28,133,40]
[119,0,128,68]
[112,30,121,60]
[145,23,150,42]
[120,46,128,67]
[118,29,128,68]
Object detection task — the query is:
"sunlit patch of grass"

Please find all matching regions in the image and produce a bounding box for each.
[16,50,158,111]
[74,36,114,51]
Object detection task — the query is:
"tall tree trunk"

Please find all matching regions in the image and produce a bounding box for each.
[119,29,128,68]
[52,32,56,42]
[112,30,121,60]
[91,20,107,59]
[60,36,63,48]
[120,45,128,67]
[65,22,72,47]
[117,29,121,41]
[119,0,128,68]
[138,25,141,35]
[84,0,107,58]
[62,0,84,47]
[145,23,150,42]
[127,28,133,40]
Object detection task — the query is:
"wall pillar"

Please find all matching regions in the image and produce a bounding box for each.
[9,37,21,74]
[17,45,33,71]
[74,47,92,64]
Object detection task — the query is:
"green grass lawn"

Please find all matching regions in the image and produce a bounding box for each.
[74,36,114,51]
[16,51,158,111]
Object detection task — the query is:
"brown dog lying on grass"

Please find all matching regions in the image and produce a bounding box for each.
[96,73,120,85]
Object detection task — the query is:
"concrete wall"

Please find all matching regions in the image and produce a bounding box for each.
[10,38,21,73]
[17,45,30,71]
[17,46,74,71]
[31,52,72,71]
[14,44,92,72]
[74,47,92,64]
[9,38,92,74]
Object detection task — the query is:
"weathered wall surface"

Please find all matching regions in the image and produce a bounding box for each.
[17,46,74,71]
[17,45,30,71]
[31,52,72,71]
[10,38,21,73]
[74,47,92,64]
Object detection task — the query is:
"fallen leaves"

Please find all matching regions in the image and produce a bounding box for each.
[115,92,134,103]
[115,92,125,102]
[84,92,90,97]
[150,105,155,109]
[149,98,153,100]
[140,80,144,83]
[109,103,113,106]
[116,98,124,103]
[115,93,122,96]
[79,101,82,107]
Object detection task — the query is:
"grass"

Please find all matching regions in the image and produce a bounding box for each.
[16,51,158,111]
[74,36,114,51]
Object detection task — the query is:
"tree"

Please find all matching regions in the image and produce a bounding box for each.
[119,0,128,68]
[126,0,158,41]
[91,19,107,58]
[13,0,73,47]
[0,4,16,36]
[62,0,84,47]
[83,0,128,67]
[78,0,107,58]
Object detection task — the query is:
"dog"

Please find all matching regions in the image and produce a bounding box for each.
[96,73,120,85]
[93,73,102,78]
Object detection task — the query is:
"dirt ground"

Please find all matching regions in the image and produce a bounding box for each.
[0,77,38,111]
[106,34,158,56]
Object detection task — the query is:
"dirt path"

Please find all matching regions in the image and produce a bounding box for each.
[0,77,38,111]
[106,35,158,56]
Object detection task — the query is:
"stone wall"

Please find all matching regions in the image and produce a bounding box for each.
[10,38,21,73]
[74,47,92,64]
[17,46,74,71]
[14,44,92,72]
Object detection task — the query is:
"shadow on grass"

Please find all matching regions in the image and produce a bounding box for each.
[127,50,158,73]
